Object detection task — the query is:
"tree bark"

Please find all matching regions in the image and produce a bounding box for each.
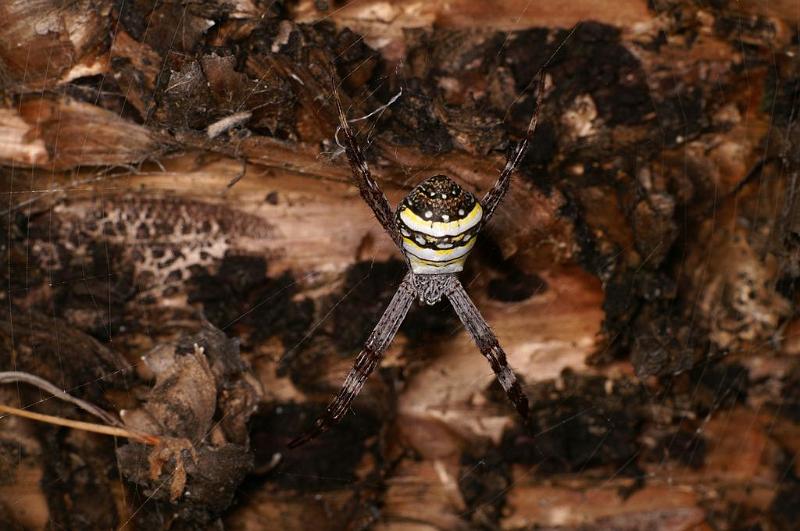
[1,0,798,529]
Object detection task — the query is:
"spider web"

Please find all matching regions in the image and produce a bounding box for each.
[1,0,799,529]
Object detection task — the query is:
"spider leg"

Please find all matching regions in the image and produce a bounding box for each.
[481,71,546,224]
[331,73,401,247]
[289,273,415,448]
[447,279,530,422]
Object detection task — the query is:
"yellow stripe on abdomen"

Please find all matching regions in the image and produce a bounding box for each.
[401,236,476,262]
[399,202,482,237]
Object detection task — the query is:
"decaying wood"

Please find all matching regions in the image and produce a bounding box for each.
[1,0,799,529]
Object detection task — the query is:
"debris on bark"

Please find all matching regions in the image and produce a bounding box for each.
[1,0,799,529]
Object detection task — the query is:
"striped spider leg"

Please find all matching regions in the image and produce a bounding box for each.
[288,274,415,448]
[331,73,401,247]
[289,72,545,447]
[480,71,546,224]
[447,279,530,421]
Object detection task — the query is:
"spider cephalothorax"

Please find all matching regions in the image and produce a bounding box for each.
[288,72,545,448]
[397,175,483,275]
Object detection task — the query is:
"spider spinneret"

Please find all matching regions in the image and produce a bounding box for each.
[397,175,483,275]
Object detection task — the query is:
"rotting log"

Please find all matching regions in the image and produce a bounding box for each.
[1,0,799,529]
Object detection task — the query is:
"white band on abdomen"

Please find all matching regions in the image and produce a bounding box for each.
[402,236,476,262]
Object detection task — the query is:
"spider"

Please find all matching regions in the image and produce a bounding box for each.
[289,72,545,448]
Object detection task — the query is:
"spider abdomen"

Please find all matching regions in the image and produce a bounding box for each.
[396,175,483,275]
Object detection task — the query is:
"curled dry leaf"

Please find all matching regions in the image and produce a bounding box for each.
[116,324,261,518]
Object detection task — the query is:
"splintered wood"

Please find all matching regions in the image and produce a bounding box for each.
[1,0,799,529]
